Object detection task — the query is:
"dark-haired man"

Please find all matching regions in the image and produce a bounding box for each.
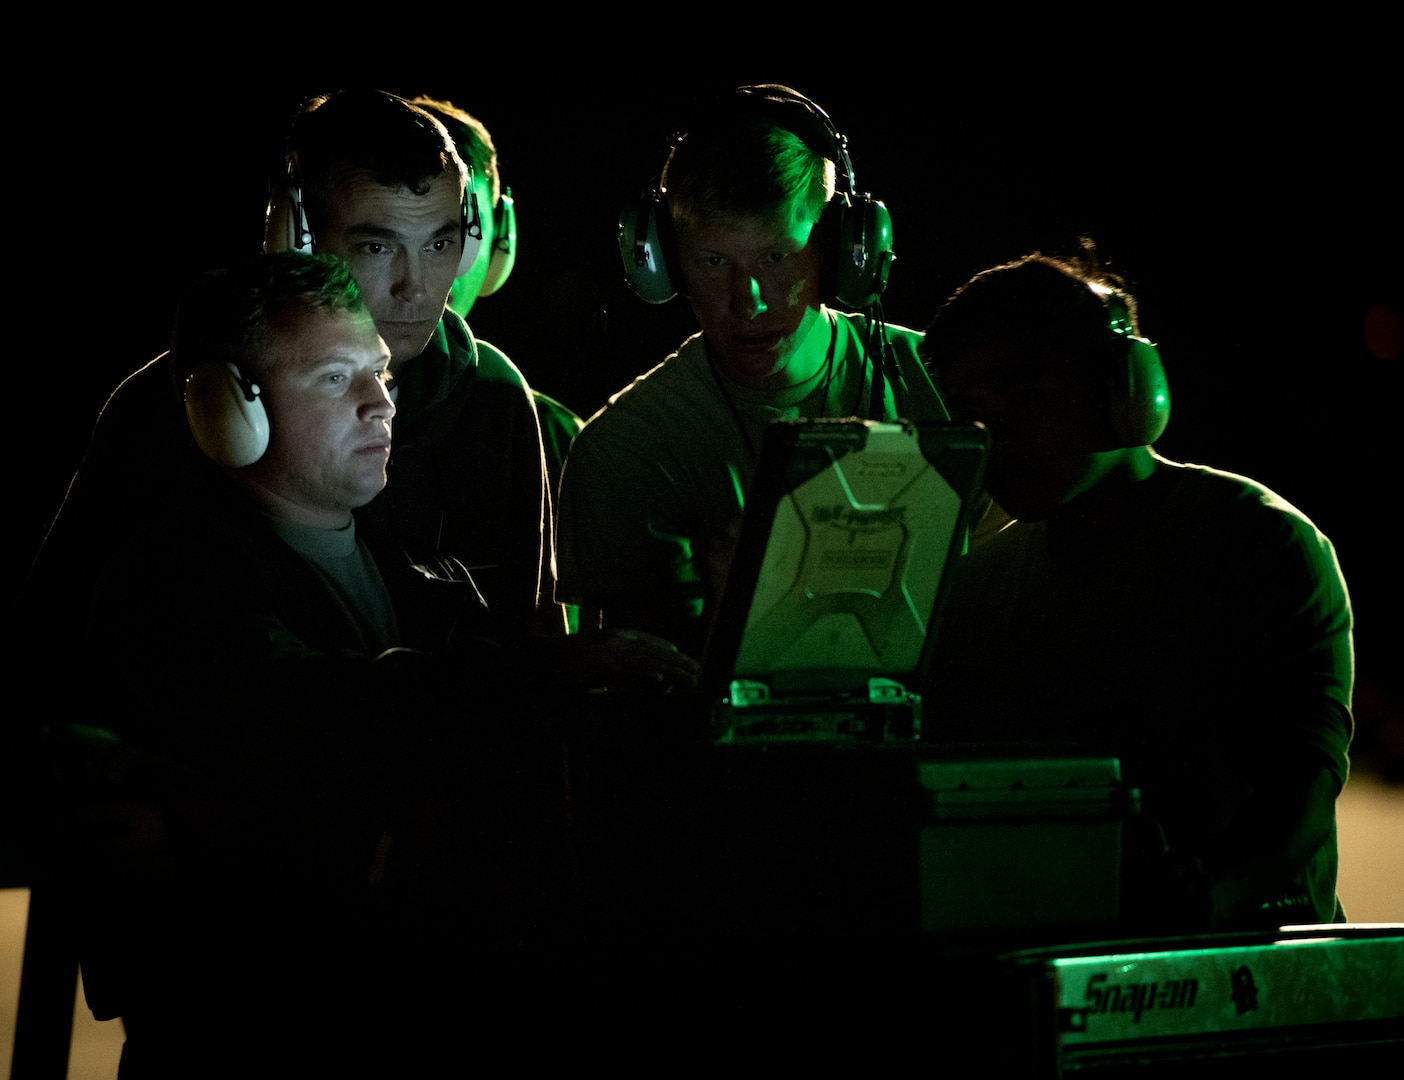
[921,248,1354,935]
[410,93,587,630]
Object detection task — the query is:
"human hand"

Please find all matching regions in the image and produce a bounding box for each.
[553,628,701,694]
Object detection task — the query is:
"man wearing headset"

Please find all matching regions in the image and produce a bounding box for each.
[921,247,1354,934]
[80,250,695,1076]
[14,89,565,667]
[410,94,585,491]
[555,84,949,660]
[410,94,587,631]
[84,254,422,1078]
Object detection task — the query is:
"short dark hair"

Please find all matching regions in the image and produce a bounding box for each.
[285,89,469,235]
[921,243,1143,379]
[409,95,500,205]
[169,251,365,388]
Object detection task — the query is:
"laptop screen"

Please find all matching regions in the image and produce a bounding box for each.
[703,418,989,719]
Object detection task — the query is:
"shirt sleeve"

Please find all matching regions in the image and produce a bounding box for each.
[555,409,711,649]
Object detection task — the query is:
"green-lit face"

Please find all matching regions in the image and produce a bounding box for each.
[314,168,464,370]
[675,205,826,389]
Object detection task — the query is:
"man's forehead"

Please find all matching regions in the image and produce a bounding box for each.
[320,168,462,231]
[266,308,385,367]
[682,209,814,251]
[948,339,1093,394]
[947,337,1047,376]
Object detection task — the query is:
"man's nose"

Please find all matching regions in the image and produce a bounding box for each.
[364,375,396,419]
[732,273,767,318]
[389,251,427,304]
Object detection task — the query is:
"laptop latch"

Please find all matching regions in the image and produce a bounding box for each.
[868,677,908,706]
[728,679,770,708]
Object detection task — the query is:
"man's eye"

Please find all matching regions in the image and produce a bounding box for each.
[430,238,456,254]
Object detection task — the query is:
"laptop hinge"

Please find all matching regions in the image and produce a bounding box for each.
[728,676,912,709]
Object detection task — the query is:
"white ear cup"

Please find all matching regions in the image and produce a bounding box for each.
[264,151,314,256]
[185,361,270,468]
[263,182,314,256]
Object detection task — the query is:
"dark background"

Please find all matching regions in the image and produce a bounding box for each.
[17,57,1400,769]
